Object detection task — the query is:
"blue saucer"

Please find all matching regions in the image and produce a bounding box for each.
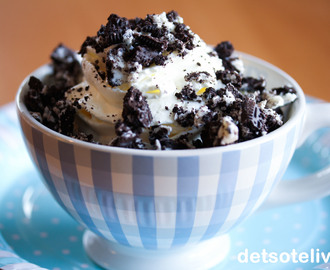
[1,102,330,270]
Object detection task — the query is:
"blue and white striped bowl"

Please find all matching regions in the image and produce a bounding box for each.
[16,53,305,250]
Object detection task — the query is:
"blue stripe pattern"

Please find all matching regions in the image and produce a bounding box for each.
[31,129,64,209]
[58,142,98,235]
[171,156,199,246]
[201,151,241,240]
[133,156,157,249]
[91,150,129,245]
[233,141,274,226]
[25,122,300,249]
[271,127,297,190]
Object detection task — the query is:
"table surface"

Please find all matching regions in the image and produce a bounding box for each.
[0,0,329,106]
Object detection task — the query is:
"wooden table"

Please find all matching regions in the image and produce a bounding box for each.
[0,0,329,106]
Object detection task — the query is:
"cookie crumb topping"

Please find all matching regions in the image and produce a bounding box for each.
[24,11,298,150]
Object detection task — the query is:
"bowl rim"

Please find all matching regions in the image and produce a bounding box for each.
[16,51,306,157]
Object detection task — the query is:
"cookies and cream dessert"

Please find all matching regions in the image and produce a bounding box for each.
[24,11,297,150]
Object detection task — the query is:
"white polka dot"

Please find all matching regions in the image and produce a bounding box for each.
[272,213,280,220]
[235,241,244,247]
[294,205,302,213]
[34,250,42,256]
[62,249,71,255]
[263,239,271,245]
[264,226,272,233]
[321,211,328,219]
[6,212,14,219]
[12,234,20,240]
[295,268,303,270]
[0,223,4,229]
[13,190,22,198]
[77,225,84,231]
[293,223,302,230]
[319,224,327,231]
[319,239,327,245]
[52,268,61,270]
[22,217,30,225]
[80,264,89,269]
[51,218,60,224]
[291,237,300,244]
[40,232,48,238]
[6,202,14,209]
[69,236,78,242]
[236,227,245,233]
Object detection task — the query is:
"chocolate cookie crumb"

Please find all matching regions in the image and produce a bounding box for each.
[175,85,198,101]
[111,120,145,149]
[122,87,153,128]
[214,41,234,59]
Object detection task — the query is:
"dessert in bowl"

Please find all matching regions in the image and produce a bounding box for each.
[16,11,330,270]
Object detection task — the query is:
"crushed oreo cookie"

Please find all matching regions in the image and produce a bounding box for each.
[111,120,145,149]
[24,11,298,150]
[79,11,196,88]
[175,85,198,101]
[214,41,240,72]
[172,105,195,127]
[25,44,86,139]
[122,87,153,129]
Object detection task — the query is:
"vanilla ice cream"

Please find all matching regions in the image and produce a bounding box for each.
[25,11,297,150]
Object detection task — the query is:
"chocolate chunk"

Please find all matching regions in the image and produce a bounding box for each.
[51,44,83,87]
[222,83,245,100]
[149,125,171,145]
[173,134,194,149]
[216,70,242,88]
[172,105,195,127]
[111,120,145,149]
[240,98,267,139]
[80,14,129,55]
[56,100,76,135]
[136,35,168,52]
[265,114,282,132]
[200,119,222,148]
[141,23,166,38]
[175,85,198,101]
[173,23,195,50]
[241,77,266,92]
[25,76,44,113]
[149,125,176,150]
[202,87,217,100]
[28,76,44,92]
[122,87,153,128]
[166,10,179,22]
[222,57,240,72]
[25,44,82,138]
[128,46,164,67]
[184,71,211,83]
[214,41,234,59]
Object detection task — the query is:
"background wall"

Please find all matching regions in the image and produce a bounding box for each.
[0,0,329,105]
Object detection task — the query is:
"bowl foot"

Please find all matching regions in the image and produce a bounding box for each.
[83,230,230,270]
